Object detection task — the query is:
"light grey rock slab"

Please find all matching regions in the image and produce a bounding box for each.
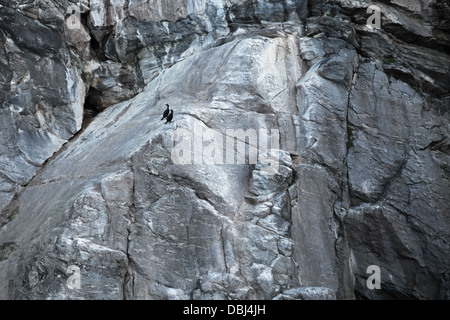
[273,286,337,300]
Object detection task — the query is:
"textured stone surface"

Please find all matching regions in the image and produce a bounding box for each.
[273,286,337,300]
[0,5,85,212]
[0,0,448,300]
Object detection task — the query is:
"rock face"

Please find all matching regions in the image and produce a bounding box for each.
[0,0,448,300]
[0,5,84,212]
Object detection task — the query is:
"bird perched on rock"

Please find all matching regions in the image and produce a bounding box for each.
[165,109,174,124]
[161,104,170,121]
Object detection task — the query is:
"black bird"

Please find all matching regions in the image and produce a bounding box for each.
[165,109,174,124]
[161,104,170,120]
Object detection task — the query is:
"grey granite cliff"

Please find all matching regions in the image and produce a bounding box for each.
[0,0,448,299]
